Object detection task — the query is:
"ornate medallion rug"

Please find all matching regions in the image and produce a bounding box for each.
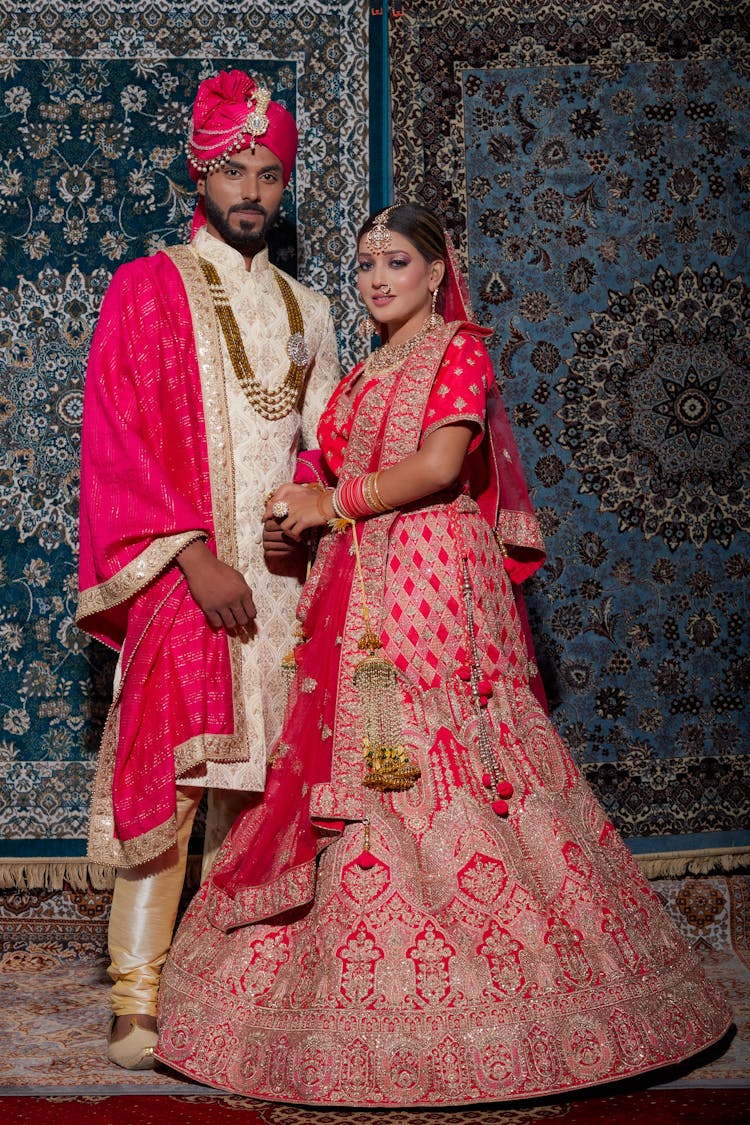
[0,876,748,1101]
[389,0,749,873]
[0,0,371,888]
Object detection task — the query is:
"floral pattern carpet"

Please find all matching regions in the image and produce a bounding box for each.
[389,1,749,860]
[0,0,371,874]
[0,875,747,1096]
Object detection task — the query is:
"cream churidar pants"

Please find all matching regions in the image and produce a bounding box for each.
[107,786,251,1016]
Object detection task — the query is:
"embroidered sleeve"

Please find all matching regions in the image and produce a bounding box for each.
[421,333,490,452]
[300,309,341,449]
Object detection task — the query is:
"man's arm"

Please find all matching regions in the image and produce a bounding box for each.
[262,302,340,575]
[299,308,341,448]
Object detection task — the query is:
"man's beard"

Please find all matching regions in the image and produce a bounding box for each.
[204,189,280,255]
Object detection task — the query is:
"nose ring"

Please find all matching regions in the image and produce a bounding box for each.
[381,284,391,295]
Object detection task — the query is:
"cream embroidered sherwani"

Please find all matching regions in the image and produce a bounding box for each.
[192,227,339,791]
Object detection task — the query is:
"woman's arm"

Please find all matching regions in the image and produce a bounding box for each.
[263,421,476,541]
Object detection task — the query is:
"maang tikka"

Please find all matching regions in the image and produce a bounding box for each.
[364,206,396,254]
[359,207,396,339]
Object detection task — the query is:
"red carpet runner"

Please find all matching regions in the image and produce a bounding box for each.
[2,1090,750,1124]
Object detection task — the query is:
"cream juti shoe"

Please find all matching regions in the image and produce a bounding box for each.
[107,1014,158,1070]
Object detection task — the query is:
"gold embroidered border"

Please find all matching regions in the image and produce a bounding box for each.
[165,246,247,754]
[497,508,545,553]
[208,853,320,931]
[174,730,267,777]
[422,411,484,444]
[87,574,188,866]
[76,530,205,624]
[158,952,731,1104]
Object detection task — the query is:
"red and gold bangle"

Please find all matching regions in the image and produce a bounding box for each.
[333,473,392,519]
[334,478,358,518]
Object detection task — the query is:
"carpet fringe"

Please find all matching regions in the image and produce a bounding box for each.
[634,847,750,879]
[0,856,205,892]
[1,850,748,891]
[0,861,116,891]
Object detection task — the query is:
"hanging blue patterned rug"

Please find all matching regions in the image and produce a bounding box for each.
[0,1,372,888]
[389,1,749,875]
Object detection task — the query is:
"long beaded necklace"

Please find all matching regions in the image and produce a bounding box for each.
[198,256,309,421]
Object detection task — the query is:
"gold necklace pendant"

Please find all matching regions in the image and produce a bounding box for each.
[199,256,308,421]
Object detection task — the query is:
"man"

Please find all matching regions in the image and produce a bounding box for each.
[76,69,340,1069]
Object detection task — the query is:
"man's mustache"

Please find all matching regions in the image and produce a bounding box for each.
[230,203,266,217]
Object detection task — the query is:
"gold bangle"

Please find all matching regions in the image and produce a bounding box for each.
[362,473,378,514]
[316,488,332,521]
[370,471,391,513]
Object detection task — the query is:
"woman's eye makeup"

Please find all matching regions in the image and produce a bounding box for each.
[355,254,411,271]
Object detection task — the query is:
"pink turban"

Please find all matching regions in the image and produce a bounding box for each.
[187,69,298,185]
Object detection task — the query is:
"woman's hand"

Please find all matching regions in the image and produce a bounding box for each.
[263,483,333,542]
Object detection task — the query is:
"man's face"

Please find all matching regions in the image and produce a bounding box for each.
[197,143,285,256]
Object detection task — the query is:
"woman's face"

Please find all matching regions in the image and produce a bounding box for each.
[356,229,444,345]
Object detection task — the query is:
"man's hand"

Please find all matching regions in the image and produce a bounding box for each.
[262,521,308,580]
[177,540,256,632]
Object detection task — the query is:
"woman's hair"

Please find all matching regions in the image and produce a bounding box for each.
[357,202,447,265]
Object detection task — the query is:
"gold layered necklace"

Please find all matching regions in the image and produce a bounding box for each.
[198,256,309,421]
[365,323,432,375]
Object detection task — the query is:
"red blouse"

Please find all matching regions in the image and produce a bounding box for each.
[318,333,491,478]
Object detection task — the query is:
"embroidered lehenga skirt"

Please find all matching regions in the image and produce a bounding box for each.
[155,501,731,1106]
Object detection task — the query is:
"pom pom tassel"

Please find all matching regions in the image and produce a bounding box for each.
[354,820,377,869]
[481,768,514,814]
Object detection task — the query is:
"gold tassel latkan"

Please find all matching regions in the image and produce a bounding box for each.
[281,623,306,694]
[353,646,421,793]
[341,515,421,794]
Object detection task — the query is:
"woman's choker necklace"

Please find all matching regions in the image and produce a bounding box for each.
[365,320,435,374]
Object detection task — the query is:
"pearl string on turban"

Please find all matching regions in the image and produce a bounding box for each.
[186,69,298,239]
[187,69,298,185]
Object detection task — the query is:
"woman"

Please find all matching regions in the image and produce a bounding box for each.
[155,204,731,1106]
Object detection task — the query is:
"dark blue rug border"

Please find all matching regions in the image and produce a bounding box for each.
[369,3,393,211]
[3,832,748,861]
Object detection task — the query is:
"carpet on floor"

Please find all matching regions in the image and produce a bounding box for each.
[0,876,748,1101]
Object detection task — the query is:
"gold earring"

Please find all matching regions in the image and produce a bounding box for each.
[359,313,379,338]
[426,286,443,330]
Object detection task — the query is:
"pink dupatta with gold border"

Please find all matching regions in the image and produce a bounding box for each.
[78,250,251,866]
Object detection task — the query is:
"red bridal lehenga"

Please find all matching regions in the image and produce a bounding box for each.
[156,276,731,1106]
